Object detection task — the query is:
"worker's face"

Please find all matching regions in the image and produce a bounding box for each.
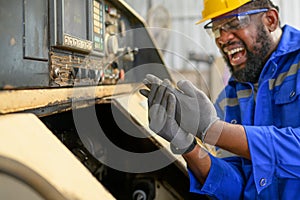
[214,11,272,83]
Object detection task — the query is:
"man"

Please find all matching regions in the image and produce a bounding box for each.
[140,0,300,199]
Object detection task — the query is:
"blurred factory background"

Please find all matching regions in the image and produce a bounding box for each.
[124,0,300,101]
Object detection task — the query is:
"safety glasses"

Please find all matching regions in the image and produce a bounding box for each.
[204,8,268,39]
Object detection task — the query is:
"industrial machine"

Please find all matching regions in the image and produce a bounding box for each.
[0,0,207,199]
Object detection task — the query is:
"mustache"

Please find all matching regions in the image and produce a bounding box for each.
[221,41,244,51]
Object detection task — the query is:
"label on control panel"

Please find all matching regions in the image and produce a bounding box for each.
[63,34,93,52]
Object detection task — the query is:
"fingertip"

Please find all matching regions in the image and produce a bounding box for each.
[176,80,185,88]
[142,78,151,84]
[162,79,171,88]
[168,92,176,103]
[145,74,154,79]
[177,79,191,88]
[164,78,171,84]
[146,74,162,84]
[145,74,156,82]
[176,80,196,96]
[142,79,152,89]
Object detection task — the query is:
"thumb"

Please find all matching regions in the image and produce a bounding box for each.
[177,80,197,97]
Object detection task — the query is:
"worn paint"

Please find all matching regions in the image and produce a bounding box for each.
[0,84,138,114]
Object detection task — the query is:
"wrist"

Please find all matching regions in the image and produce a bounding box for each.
[203,119,225,145]
[201,118,220,141]
[170,137,197,154]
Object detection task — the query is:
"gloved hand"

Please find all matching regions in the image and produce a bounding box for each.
[146,81,196,154]
[140,74,219,141]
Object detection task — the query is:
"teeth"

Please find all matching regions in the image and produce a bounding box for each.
[227,47,244,56]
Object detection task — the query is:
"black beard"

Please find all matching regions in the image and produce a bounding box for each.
[225,24,272,83]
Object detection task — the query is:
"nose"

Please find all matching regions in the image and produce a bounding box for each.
[216,29,235,45]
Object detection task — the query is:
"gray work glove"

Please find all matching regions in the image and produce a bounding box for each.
[140,74,219,141]
[145,79,196,154]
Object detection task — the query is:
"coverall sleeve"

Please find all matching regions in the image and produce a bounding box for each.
[244,125,300,193]
[214,89,226,121]
[188,154,245,199]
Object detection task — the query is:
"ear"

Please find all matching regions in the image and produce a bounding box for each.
[263,8,280,32]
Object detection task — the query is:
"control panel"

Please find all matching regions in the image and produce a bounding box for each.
[49,0,135,86]
[0,0,170,88]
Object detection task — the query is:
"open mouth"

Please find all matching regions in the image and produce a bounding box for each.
[225,47,247,68]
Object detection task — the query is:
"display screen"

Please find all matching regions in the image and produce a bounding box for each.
[93,0,104,52]
[64,0,87,39]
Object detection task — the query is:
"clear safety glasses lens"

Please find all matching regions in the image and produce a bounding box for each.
[204,8,268,39]
[205,15,250,39]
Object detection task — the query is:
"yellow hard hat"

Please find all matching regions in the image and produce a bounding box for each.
[196,0,252,24]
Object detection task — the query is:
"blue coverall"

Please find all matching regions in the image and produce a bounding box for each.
[188,25,300,199]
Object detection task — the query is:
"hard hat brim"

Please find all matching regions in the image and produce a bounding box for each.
[195,0,251,25]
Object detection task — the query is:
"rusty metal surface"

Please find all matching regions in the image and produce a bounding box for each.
[0,84,138,114]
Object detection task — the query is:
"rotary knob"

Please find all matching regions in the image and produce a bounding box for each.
[105,35,119,55]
